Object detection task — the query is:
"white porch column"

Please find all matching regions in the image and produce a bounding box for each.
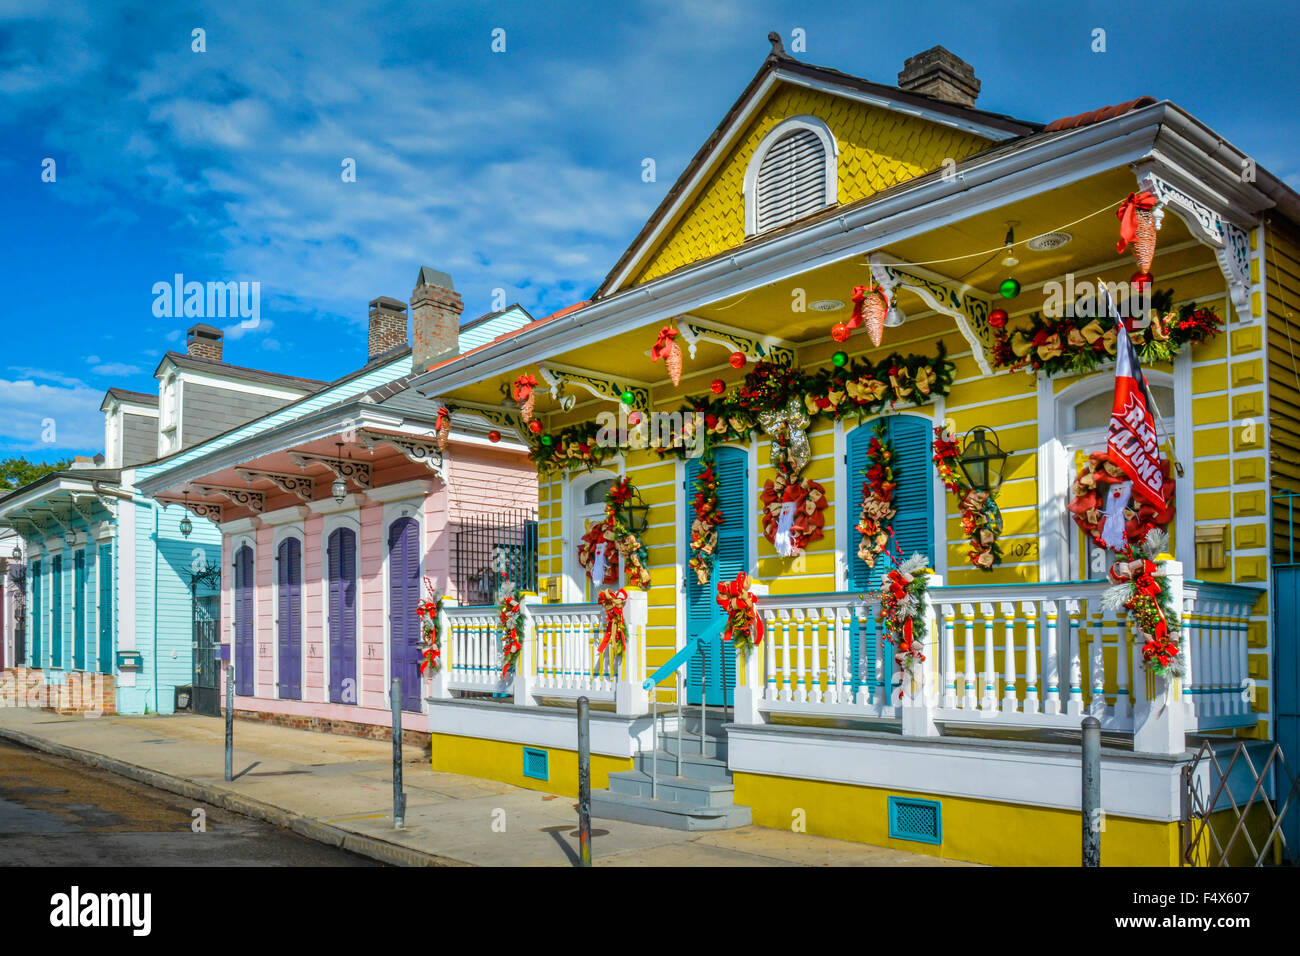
[1133,561,1188,754]
[428,597,455,700]
[732,582,767,724]
[901,575,941,737]
[514,595,540,707]
[615,588,649,715]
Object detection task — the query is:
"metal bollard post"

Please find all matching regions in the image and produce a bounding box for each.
[1082,715,1101,867]
[224,663,233,782]
[391,678,406,829]
[577,696,592,867]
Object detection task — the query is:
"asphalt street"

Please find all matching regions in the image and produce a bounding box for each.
[0,737,379,866]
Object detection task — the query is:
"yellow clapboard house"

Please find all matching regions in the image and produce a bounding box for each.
[409,39,1300,866]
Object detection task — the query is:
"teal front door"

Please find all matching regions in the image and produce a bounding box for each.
[685,446,748,706]
[847,415,934,705]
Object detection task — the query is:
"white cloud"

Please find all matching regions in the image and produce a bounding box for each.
[90,362,141,376]
[0,374,104,454]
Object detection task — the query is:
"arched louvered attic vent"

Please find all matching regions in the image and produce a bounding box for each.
[745,117,837,237]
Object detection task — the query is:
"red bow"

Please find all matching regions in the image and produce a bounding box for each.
[650,326,678,362]
[715,572,763,646]
[511,374,538,401]
[597,588,628,655]
[1116,191,1157,254]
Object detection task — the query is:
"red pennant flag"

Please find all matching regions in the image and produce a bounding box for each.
[1106,312,1166,509]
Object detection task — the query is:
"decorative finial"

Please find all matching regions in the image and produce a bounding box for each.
[767,31,786,58]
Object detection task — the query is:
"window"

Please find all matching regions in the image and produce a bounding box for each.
[567,473,617,602]
[744,116,837,236]
[1070,385,1174,433]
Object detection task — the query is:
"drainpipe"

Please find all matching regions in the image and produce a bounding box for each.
[153,505,159,714]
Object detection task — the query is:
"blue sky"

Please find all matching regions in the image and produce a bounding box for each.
[2,0,1298,462]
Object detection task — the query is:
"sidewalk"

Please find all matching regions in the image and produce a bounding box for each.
[0,707,971,867]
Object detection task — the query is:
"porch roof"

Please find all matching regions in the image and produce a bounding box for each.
[0,469,123,542]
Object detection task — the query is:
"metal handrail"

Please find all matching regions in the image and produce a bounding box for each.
[641,632,723,800]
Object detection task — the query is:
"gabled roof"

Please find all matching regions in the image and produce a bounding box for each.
[100,388,159,412]
[152,350,329,392]
[595,44,1042,298]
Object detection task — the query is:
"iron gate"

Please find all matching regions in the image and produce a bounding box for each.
[189,566,222,717]
[451,509,537,606]
[1180,739,1300,866]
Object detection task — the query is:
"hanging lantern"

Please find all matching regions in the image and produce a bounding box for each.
[11,543,22,561]
[999,278,1021,299]
[64,528,76,548]
[831,351,848,368]
[957,426,1009,493]
[179,514,193,538]
[709,379,726,395]
[332,442,349,503]
[729,352,746,369]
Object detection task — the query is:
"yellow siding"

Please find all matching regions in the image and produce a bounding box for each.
[629,84,993,285]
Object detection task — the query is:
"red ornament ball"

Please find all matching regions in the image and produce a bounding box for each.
[488,430,501,443]
[628,411,642,426]
[1130,271,1153,291]
[988,308,1008,329]
[831,322,851,343]
[528,419,542,434]
[709,379,726,395]
[728,352,746,369]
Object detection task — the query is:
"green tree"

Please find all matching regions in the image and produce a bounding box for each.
[0,456,72,492]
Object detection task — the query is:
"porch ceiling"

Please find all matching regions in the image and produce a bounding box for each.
[439,165,1210,414]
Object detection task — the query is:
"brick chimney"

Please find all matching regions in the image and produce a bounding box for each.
[368,296,409,359]
[186,323,224,361]
[410,267,462,371]
[897,46,980,107]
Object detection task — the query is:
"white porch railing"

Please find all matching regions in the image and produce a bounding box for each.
[432,594,649,714]
[732,564,1263,754]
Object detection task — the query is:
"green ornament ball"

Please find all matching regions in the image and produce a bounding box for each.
[540,435,553,446]
[831,350,848,368]
[999,278,1021,299]
[620,390,636,406]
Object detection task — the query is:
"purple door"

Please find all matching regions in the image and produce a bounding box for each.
[327,527,357,704]
[388,517,421,712]
[277,537,302,700]
[234,546,255,696]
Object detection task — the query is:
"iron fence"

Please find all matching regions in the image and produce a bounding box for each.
[452,508,538,607]
[1181,739,1299,866]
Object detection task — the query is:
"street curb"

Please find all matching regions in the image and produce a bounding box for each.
[0,725,469,868]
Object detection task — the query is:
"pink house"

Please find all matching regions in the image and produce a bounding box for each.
[137,268,539,737]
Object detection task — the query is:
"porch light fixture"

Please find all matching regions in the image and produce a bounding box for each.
[12,543,23,561]
[957,426,1009,494]
[623,488,651,536]
[64,529,77,548]
[809,299,845,312]
[884,301,906,327]
[179,490,193,537]
[331,442,349,504]
[1001,222,1020,268]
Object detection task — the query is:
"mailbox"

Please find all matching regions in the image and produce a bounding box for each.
[116,650,143,670]
[215,644,231,662]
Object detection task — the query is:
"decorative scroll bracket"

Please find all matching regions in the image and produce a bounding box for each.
[869,253,994,375]
[191,484,265,514]
[156,495,225,525]
[447,401,526,442]
[675,314,797,367]
[288,452,372,490]
[68,494,109,524]
[538,363,652,411]
[28,507,72,535]
[1135,166,1251,312]
[235,468,316,502]
[358,430,447,481]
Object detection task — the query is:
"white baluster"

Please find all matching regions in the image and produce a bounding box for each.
[980,602,997,713]
[794,609,808,703]
[961,603,977,712]
[1114,606,1131,722]
[1232,603,1247,719]
[779,609,793,702]
[874,613,887,714]
[1000,601,1018,713]
[1043,599,1060,716]
[816,609,831,705]
[1066,599,1083,717]
[764,611,778,702]
[1022,601,1039,715]
[941,604,957,709]
[1089,600,1107,718]
[1213,601,1226,718]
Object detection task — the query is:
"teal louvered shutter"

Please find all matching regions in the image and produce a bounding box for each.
[30,559,42,667]
[685,446,747,705]
[98,544,113,675]
[73,550,85,670]
[846,416,934,703]
[50,555,62,669]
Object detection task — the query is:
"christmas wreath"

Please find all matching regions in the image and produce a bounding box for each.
[1067,451,1175,552]
[416,577,446,674]
[761,461,828,558]
[498,589,526,681]
[933,428,1002,570]
[688,452,724,584]
[574,477,652,588]
[878,554,932,698]
[990,290,1222,377]
[856,421,896,568]
[1101,530,1182,677]
[716,572,763,655]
